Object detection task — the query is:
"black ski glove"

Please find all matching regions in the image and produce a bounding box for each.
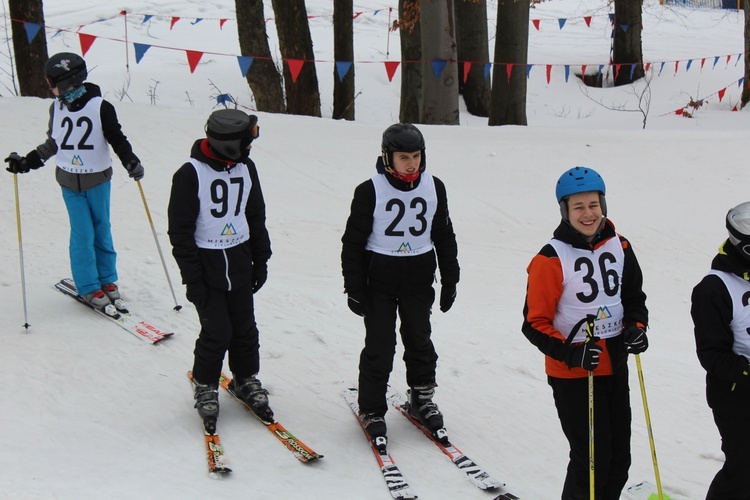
[125,159,144,181]
[186,282,208,309]
[566,340,603,371]
[622,325,648,354]
[347,290,367,317]
[251,263,268,294]
[439,284,456,313]
[5,151,43,174]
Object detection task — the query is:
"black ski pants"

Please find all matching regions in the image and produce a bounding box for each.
[549,365,631,500]
[192,282,260,385]
[358,251,438,416]
[705,379,750,500]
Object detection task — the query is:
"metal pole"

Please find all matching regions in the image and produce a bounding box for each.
[13,174,30,329]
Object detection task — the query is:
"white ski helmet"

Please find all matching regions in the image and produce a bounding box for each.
[726,201,750,259]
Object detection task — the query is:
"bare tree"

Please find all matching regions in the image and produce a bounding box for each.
[419,0,459,125]
[742,0,750,108]
[333,0,355,120]
[612,0,645,86]
[8,0,49,97]
[456,0,490,117]
[489,0,529,126]
[270,0,321,117]
[399,0,422,123]
[235,0,285,113]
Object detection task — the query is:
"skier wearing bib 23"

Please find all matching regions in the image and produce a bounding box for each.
[522,166,648,500]
[341,123,460,443]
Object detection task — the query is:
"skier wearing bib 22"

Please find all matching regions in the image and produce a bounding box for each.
[522,166,648,500]
[341,123,460,443]
[167,109,272,432]
[4,52,144,309]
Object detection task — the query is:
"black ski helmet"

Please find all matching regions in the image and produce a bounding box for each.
[726,201,750,260]
[381,123,426,171]
[205,109,259,161]
[45,52,87,92]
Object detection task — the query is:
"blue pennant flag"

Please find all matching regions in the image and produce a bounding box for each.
[558,19,566,29]
[526,65,532,78]
[629,64,636,79]
[142,15,153,24]
[134,43,151,64]
[565,65,570,82]
[336,61,352,82]
[237,56,254,77]
[686,59,693,72]
[216,94,234,107]
[713,56,719,69]
[431,60,447,79]
[739,77,744,88]
[619,24,629,33]
[659,61,665,76]
[24,22,41,44]
[484,62,491,79]
[191,18,203,25]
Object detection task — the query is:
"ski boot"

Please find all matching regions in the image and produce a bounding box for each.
[101,283,127,312]
[361,412,387,452]
[193,379,220,434]
[408,384,446,441]
[81,289,118,317]
[229,375,274,423]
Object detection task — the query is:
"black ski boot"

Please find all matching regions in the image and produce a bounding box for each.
[229,374,274,423]
[193,379,220,434]
[408,384,444,434]
[361,412,387,451]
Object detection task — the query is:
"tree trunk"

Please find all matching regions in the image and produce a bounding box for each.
[8,0,50,97]
[612,0,645,86]
[235,0,285,113]
[742,0,750,108]
[270,0,321,117]
[399,0,422,123]
[489,0,529,126]
[456,0,490,117]
[333,0,355,120]
[419,0,459,125]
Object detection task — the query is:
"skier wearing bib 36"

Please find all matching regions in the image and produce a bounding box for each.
[4,52,144,309]
[692,201,750,500]
[167,109,272,433]
[341,123,460,443]
[522,166,648,500]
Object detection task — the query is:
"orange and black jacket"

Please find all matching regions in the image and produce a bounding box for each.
[522,219,648,379]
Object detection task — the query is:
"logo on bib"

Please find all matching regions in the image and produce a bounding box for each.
[397,242,413,253]
[221,223,237,236]
[72,155,84,166]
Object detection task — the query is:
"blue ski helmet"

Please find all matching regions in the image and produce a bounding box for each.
[556,166,607,221]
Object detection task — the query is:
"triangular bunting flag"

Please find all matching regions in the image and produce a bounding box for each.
[237,56,254,77]
[584,16,592,27]
[564,65,570,82]
[287,59,305,83]
[142,15,153,24]
[620,24,629,33]
[24,22,42,44]
[526,64,532,79]
[532,19,540,30]
[216,94,234,107]
[674,60,679,75]
[484,62,491,79]
[191,18,203,25]
[581,65,587,77]
[546,64,551,84]
[170,17,180,30]
[615,64,621,79]
[336,61,353,82]
[133,43,151,64]
[219,19,227,29]
[732,104,738,111]
[79,33,96,56]
[718,88,726,102]
[598,64,604,74]
[463,62,471,83]
[353,12,363,19]
[726,54,731,65]
[700,58,706,70]
[431,60,448,79]
[686,59,693,72]
[384,61,400,82]
[505,63,513,82]
[609,13,615,24]
[629,64,636,80]
[713,56,720,69]
[675,109,684,115]
[186,50,203,73]
[739,77,745,88]
[659,61,665,76]
[645,62,651,72]
[558,19,566,30]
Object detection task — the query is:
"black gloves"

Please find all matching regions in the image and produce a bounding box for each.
[252,264,268,294]
[347,291,367,317]
[439,284,456,313]
[186,282,208,309]
[567,340,603,371]
[125,159,144,181]
[622,325,648,354]
[5,151,43,174]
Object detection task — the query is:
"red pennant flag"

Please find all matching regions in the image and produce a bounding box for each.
[732,104,738,111]
[718,87,726,102]
[532,19,540,30]
[581,65,587,77]
[463,62,471,83]
[384,61,400,82]
[505,63,513,82]
[353,12,363,19]
[700,58,706,70]
[584,16,592,27]
[675,109,684,115]
[186,50,203,73]
[79,33,96,56]
[644,62,651,73]
[170,17,180,30]
[726,54,731,65]
[219,19,227,29]
[614,64,621,79]
[546,65,551,84]
[674,61,679,75]
[287,59,305,83]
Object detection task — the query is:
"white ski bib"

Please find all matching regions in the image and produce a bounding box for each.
[365,173,437,256]
[550,237,625,343]
[707,270,750,359]
[51,97,112,173]
[190,159,251,249]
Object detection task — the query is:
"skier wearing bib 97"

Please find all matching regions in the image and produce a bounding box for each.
[522,166,649,500]
[167,109,272,433]
[4,52,144,310]
[341,123,460,444]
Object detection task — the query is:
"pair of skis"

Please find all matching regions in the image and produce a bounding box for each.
[342,387,519,499]
[188,371,322,476]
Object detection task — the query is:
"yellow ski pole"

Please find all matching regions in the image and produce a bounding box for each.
[635,353,666,500]
[13,173,30,330]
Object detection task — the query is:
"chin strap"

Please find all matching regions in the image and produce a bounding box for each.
[385,166,420,184]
